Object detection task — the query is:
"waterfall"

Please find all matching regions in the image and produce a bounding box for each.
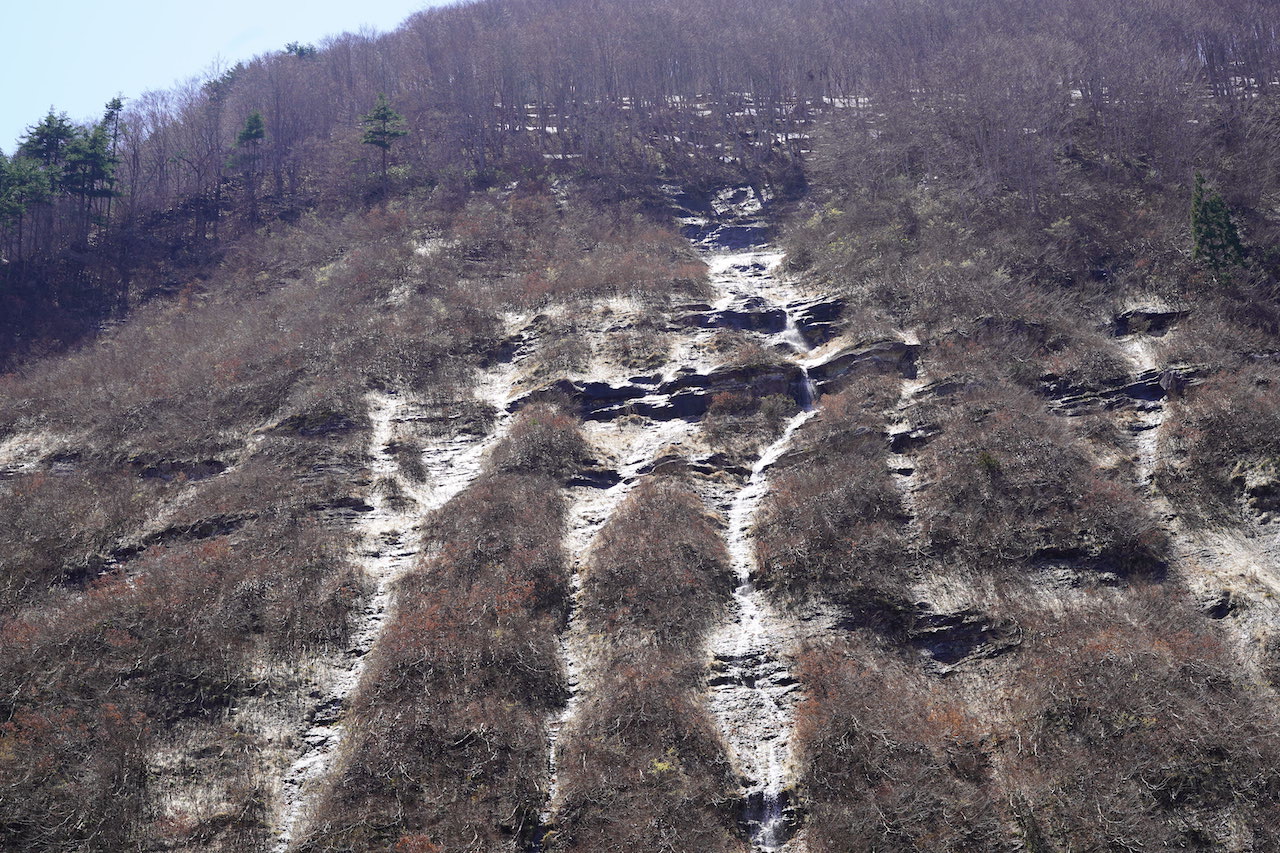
[701,238,820,852]
[720,402,816,849]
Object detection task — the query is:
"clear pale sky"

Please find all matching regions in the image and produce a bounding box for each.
[1,0,447,154]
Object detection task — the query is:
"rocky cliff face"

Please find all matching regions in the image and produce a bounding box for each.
[1,182,1278,852]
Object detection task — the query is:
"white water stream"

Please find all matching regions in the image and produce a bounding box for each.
[700,243,818,851]
[538,205,825,848]
[712,403,816,850]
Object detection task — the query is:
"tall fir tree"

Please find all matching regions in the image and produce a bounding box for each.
[17,110,77,189]
[360,93,408,183]
[237,110,266,149]
[63,125,116,214]
[101,98,124,231]
[0,152,50,258]
[1191,171,1245,275]
[236,111,267,222]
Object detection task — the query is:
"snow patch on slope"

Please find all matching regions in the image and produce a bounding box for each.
[542,417,700,825]
[271,350,528,851]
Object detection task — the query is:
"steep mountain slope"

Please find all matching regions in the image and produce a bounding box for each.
[4,0,1280,851]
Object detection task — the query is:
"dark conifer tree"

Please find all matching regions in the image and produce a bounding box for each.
[0,154,49,259]
[236,111,267,221]
[17,110,77,183]
[101,98,124,231]
[63,124,116,242]
[360,93,408,183]
[1191,171,1245,275]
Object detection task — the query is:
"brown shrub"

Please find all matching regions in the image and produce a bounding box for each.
[790,586,1280,851]
[582,476,732,643]
[552,473,741,853]
[756,444,906,607]
[551,650,742,853]
[792,639,1006,853]
[704,391,798,450]
[0,200,483,460]
[756,380,909,607]
[1157,365,1280,520]
[492,403,591,481]
[1157,312,1276,371]
[917,385,1166,577]
[929,314,1128,393]
[449,189,706,311]
[603,325,671,373]
[543,454,744,850]
[1004,593,1280,849]
[302,459,572,851]
[0,518,360,851]
[0,467,172,614]
[0,701,150,851]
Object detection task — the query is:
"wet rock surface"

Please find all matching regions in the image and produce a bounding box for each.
[519,339,920,424]
[786,295,845,347]
[888,423,939,453]
[739,789,800,851]
[271,410,361,437]
[106,512,257,564]
[835,597,1022,672]
[520,361,811,421]
[673,184,826,852]
[273,355,527,851]
[905,607,1023,671]
[673,293,845,348]
[676,298,789,334]
[134,457,229,481]
[1201,589,1243,619]
[565,466,623,489]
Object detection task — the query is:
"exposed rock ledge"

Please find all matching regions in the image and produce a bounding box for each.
[515,339,919,421]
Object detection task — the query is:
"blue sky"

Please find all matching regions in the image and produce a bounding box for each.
[2,0,447,154]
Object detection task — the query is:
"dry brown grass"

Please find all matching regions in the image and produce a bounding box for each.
[915,384,1166,578]
[301,410,580,852]
[553,473,742,853]
[1157,364,1280,522]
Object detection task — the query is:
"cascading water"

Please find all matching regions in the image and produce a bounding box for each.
[537,186,828,850]
[719,401,816,850]
[701,240,819,852]
[779,314,810,356]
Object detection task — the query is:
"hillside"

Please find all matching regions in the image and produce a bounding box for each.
[3,0,1280,851]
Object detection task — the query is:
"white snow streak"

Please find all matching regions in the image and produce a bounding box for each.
[272,355,524,852]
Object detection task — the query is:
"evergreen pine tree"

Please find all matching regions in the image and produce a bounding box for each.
[283,41,317,59]
[63,124,116,242]
[17,110,77,190]
[360,93,408,183]
[101,98,124,232]
[236,111,266,221]
[0,154,50,260]
[1191,171,1245,275]
[63,125,115,202]
[237,110,266,150]
[0,154,22,229]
